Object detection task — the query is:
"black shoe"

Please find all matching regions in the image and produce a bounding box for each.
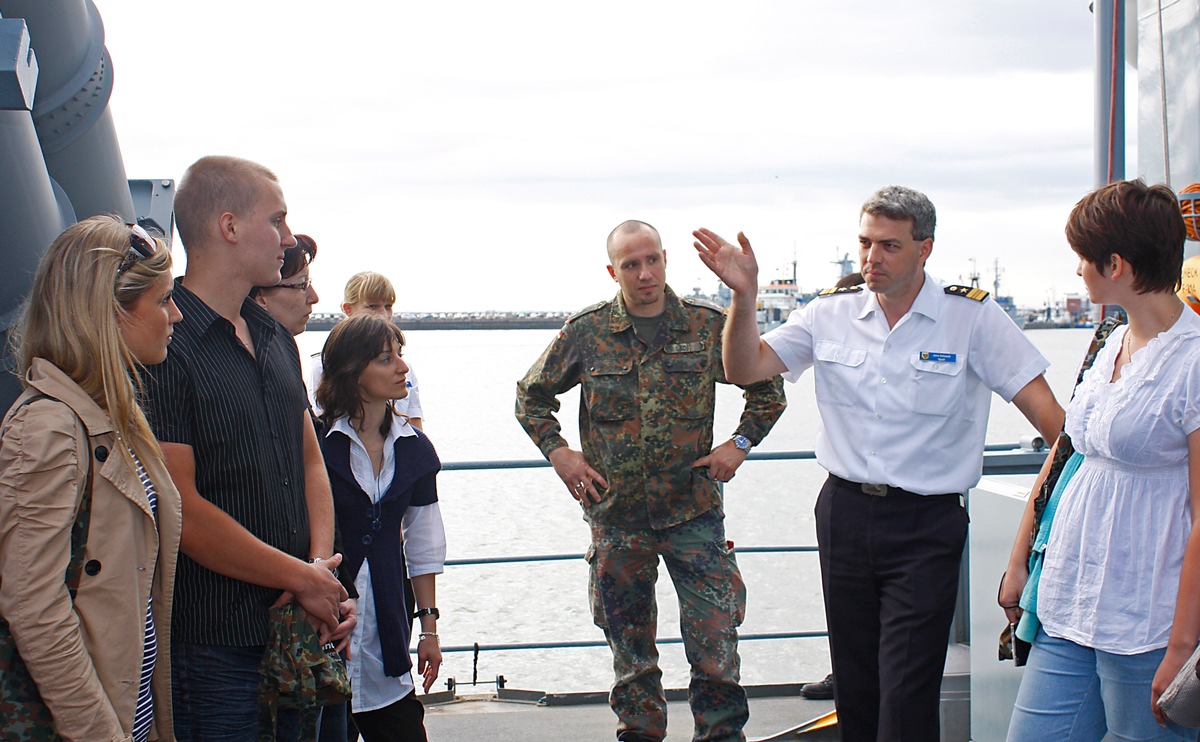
[799,673,835,700]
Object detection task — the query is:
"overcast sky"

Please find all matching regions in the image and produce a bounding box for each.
[90,1,1108,312]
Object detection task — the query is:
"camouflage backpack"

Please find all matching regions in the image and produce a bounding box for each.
[0,395,93,740]
[257,601,352,742]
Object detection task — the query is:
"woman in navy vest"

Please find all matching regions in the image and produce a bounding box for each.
[315,314,446,742]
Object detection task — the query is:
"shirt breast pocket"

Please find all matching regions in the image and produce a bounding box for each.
[813,340,867,407]
[663,351,711,420]
[909,355,965,416]
[585,362,635,421]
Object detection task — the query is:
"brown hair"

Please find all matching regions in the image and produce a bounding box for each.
[250,233,317,298]
[1066,179,1185,294]
[316,314,406,434]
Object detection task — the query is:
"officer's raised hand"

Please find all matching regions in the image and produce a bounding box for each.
[692,229,759,295]
[548,446,609,503]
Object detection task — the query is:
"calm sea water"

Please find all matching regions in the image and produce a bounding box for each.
[297,327,1094,694]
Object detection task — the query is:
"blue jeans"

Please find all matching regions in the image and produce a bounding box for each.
[172,641,309,742]
[1008,629,1198,741]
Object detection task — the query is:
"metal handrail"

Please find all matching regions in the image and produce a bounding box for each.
[434,444,1046,655]
[440,443,1042,472]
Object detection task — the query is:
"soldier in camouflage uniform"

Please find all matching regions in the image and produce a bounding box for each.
[515,220,786,742]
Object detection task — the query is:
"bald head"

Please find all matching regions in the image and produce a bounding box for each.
[606,220,661,263]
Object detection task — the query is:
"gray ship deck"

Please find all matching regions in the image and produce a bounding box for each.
[423,644,970,741]
[426,691,838,742]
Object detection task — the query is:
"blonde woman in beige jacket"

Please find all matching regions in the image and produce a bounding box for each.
[0,215,184,741]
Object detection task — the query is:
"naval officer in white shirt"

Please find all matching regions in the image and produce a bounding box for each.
[693,185,1065,742]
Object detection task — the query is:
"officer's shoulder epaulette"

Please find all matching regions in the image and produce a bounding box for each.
[944,285,990,302]
[817,285,863,298]
[566,301,608,323]
[681,296,725,313]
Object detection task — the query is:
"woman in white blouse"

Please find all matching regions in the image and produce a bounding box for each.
[1006,180,1200,740]
[315,314,446,742]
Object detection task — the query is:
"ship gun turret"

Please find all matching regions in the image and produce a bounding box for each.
[0,0,171,410]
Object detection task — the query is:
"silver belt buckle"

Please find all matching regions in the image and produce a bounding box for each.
[861,483,888,497]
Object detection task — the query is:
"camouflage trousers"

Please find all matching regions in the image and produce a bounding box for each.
[587,507,748,742]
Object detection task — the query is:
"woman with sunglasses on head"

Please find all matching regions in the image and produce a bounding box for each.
[1005,181,1200,740]
[0,216,183,741]
[315,314,445,742]
[251,233,319,337]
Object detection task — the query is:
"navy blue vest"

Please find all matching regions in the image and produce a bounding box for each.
[322,428,441,676]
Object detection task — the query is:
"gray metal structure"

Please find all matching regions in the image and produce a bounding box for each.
[0,0,172,412]
[1135,0,1200,192]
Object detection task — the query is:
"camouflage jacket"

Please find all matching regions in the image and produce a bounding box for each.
[515,286,786,529]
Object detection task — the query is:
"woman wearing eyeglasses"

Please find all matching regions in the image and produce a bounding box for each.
[315,314,445,742]
[251,233,319,337]
[0,215,183,741]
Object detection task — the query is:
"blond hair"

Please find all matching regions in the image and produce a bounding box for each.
[15,215,173,462]
[174,155,278,252]
[343,271,396,307]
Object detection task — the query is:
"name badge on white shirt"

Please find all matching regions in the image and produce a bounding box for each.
[919,351,957,363]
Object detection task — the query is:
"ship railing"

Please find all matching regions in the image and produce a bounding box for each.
[435,443,1046,660]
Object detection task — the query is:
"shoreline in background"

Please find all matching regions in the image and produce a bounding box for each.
[306,311,569,332]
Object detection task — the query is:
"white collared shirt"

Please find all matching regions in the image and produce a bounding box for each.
[327,413,446,712]
[763,273,1047,494]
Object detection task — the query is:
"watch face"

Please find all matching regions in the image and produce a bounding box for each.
[732,435,751,451]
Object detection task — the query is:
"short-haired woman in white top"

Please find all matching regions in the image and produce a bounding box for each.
[1006,180,1200,740]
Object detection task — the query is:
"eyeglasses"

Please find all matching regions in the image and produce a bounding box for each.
[117,223,157,277]
[274,278,312,291]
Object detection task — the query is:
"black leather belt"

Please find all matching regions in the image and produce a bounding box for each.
[829,474,959,500]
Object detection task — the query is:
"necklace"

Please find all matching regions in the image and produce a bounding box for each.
[1122,301,1184,361]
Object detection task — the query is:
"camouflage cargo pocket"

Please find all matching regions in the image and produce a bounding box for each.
[719,541,747,627]
[585,543,607,629]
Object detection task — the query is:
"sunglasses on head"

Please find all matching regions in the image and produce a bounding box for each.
[117,223,157,277]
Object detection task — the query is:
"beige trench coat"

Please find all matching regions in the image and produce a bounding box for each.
[0,359,182,741]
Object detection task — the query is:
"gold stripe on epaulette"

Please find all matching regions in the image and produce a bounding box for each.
[818,286,863,298]
[943,285,990,302]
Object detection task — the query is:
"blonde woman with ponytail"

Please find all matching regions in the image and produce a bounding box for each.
[0,215,183,741]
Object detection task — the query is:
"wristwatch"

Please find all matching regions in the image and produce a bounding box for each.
[413,607,440,620]
[731,434,752,452]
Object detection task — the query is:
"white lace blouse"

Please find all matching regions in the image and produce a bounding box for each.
[1038,309,1200,654]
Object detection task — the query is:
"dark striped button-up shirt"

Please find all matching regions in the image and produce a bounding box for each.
[142,279,310,646]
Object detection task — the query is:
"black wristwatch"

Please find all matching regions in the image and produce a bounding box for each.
[731,434,753,452]
[413,607,440,620]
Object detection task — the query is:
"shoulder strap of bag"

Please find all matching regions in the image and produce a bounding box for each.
[62,413,94,598]
[1030,315,1127,539]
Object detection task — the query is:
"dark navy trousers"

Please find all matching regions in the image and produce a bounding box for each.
[815,474,968,742]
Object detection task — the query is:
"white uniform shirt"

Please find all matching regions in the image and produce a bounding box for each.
[1038,311,1200,653]
[311,355,423,420]
[327,415,447,712]
[763,273,1047,495]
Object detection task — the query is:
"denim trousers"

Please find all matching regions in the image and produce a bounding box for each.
[172,641,310,742]
[1008,629,1199,741]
